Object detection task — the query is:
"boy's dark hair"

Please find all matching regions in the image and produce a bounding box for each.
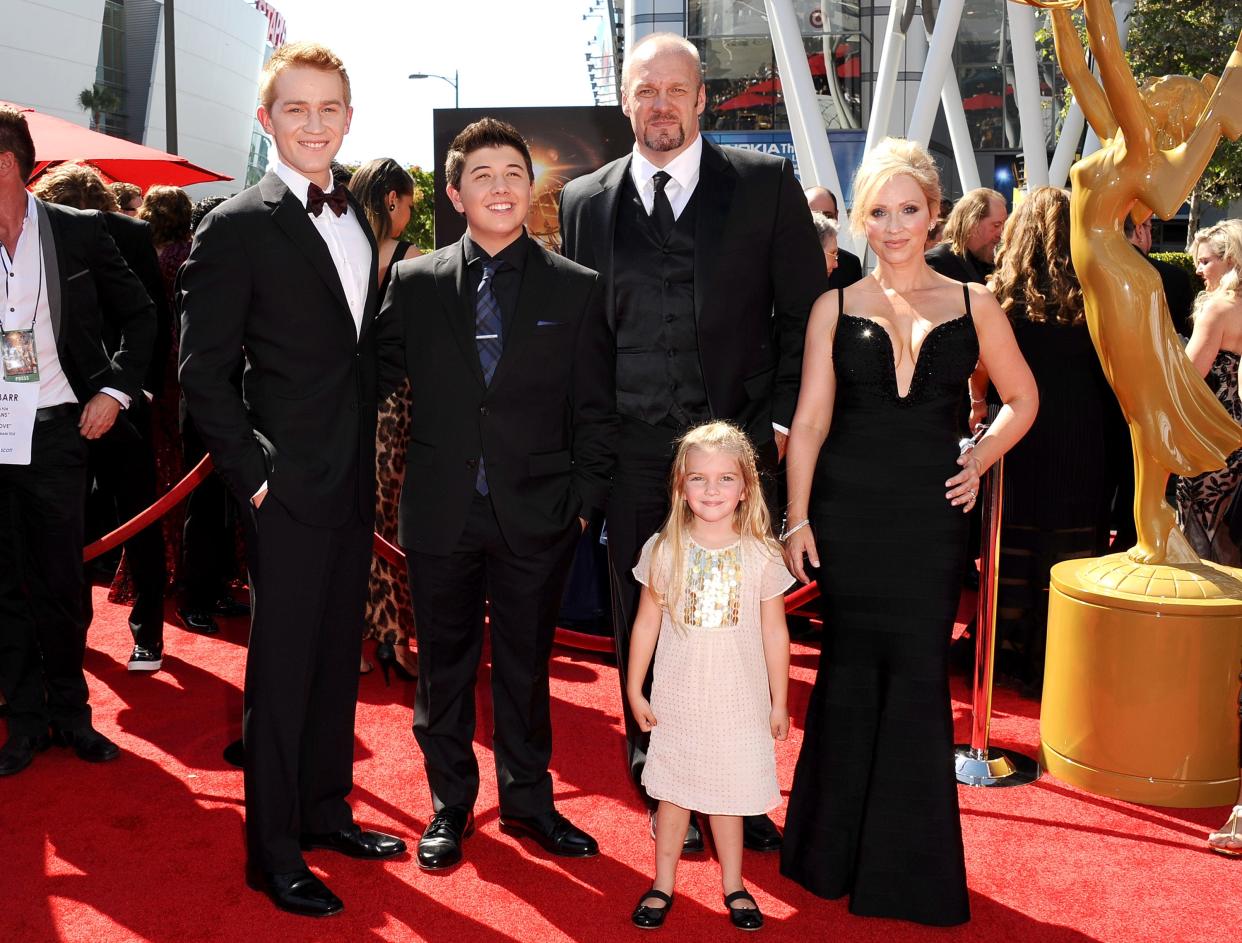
[445,118,534,192]
[0,106,36,181]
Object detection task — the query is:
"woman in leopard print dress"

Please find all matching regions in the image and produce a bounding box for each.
[1177,220,1242,566]
[350,159,421,677]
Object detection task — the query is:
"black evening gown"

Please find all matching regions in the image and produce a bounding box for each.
[781,285,977,926]
[992,313,1112,692]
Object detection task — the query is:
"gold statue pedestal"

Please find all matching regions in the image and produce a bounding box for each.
[1041,554,1242,807]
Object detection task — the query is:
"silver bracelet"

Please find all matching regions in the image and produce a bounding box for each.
[780,518,810,542]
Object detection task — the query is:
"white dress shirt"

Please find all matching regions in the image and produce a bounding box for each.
[0,193,130,409]
[272,159,372,338]
[628,133,703,221]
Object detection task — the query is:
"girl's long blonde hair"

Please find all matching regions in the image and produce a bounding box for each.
[648,422,783,631]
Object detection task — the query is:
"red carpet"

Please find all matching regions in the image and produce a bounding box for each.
[1,586,1237,942]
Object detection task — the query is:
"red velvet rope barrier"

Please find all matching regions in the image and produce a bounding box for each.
[83,458,814,655]
[83,454,215,562]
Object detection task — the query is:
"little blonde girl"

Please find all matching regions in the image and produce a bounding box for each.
[626,421,793,932]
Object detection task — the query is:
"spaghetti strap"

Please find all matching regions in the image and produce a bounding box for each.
[838,286,845,318]
[962,282,972,317]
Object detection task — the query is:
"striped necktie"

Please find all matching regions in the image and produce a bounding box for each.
[474,258,505,494]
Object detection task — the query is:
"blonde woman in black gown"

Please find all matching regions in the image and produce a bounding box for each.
[780,138,1038,926]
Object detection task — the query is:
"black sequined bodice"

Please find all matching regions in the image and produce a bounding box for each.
[811,308,979,514]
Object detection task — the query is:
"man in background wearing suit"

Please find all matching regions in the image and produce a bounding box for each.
[925,187,1008,284]
[805,186,863,289]
[0,107,154,777]
[29,162,171,671]
[179,42,404,919]
[558,33,826,853]
[379,118,616,872]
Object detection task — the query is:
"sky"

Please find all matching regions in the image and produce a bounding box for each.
[274,0,604,170]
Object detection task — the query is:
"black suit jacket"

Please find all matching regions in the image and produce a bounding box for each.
[925,243,990,284]
[102,212,169,394]
[557,139,826,439]
[377,236,617,557]
[1148,254,1195,337]
[828,246,863,290]
[38,202,155,404]
[178,171,380,527]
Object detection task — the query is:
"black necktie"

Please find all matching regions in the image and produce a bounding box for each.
[651,171,675,239]
[473,259,505,494]
[306,182,349,218]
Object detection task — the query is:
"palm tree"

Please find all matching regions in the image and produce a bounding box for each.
[77,85,120,132]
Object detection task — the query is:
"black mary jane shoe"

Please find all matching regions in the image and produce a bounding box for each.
[300,824,407,859]
[724,889,763,931]
[632,889,674,929]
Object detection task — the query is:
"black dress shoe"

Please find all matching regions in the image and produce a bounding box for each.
[301,824,406,859]
[51,726,119,763]
[418,806,474,871]
[223,738,245,768]
[650,809,705,854]
[0,732,50,776]
[499,810,599,858]
[246,865,342,918]
[742,814,782,852]
[632,888,674,929]
[176,608,220,635]
[724,889,763,931]
[213,596,251,618]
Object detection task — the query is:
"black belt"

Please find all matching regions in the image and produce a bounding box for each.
[35,403,80,423]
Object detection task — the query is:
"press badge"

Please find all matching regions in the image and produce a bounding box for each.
[2,329,39,382]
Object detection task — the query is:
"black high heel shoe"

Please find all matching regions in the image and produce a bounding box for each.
[374,631,417,686]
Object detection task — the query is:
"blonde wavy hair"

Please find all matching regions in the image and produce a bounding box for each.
[1190,219,1242,321]
[648,422,782,632]
[849,137,941,239]
[990,186,1083,325]
[32,162,118,212]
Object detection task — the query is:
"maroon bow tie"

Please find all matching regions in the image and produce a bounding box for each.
[306,182,349,218]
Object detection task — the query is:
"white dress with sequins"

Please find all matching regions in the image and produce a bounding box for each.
[633,533,794,815]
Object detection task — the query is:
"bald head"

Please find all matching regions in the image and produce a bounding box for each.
[621,32,706,165]
[804,186,838,218]
[621,32,701,90]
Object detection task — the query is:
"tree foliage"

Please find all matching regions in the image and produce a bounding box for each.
[77,85,119,132]
[1126,0,1242,209]
[401,165,435,251]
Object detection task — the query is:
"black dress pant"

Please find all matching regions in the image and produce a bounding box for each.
[86,397,166,647]
[180,416,237,611]
[406,493,578,817]
[241,494,371,872]
[0,413,91,737]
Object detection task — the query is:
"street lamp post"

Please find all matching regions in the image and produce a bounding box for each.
[408,70,459,108]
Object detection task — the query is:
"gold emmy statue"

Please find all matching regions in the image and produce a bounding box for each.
[1018,0,1242,806]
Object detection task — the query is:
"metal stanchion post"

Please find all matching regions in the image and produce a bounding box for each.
[954,440,1040,787]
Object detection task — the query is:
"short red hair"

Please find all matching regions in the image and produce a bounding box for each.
[259,41,351,111]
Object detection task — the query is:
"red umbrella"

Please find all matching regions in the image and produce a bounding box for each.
[2,100,232,191]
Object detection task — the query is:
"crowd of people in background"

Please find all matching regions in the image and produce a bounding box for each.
[1,27,1240,929]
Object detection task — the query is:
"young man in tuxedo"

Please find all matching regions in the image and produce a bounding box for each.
[179,42,404,918]
[0,107,155,776]
[377,118,616,871]
[558,32,826,853]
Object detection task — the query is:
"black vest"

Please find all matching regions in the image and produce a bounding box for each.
[613,172,709,428]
